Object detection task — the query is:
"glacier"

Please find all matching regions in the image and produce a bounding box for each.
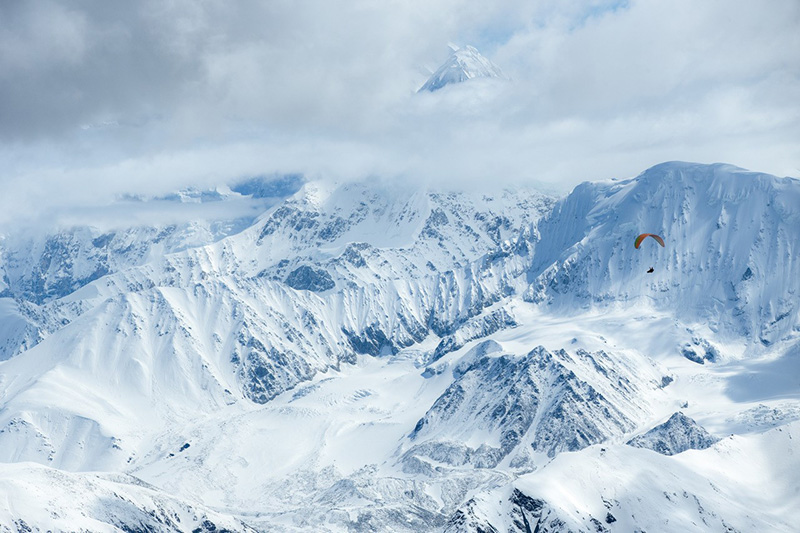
[0,162,798,531]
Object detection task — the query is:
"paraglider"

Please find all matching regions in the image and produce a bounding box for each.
[635,233,664,273]
[634,233,665,249]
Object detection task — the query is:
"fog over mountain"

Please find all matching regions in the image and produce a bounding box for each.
[0,0,798,225]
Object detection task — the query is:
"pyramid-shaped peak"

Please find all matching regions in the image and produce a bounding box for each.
[418,45,506,93]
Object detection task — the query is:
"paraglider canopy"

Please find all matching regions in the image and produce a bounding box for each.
[634,233,665,249]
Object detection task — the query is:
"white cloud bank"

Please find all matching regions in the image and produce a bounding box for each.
[0,0,798,227]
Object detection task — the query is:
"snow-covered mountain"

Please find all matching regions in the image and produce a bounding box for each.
[419,45,506,92]
[527,162,800,347]
[0,162,798,531]
[0,174,304,363]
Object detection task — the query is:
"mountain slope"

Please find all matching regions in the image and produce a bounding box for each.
[0,462,256,532]
[528,162,800,348]
[449,421,800,532]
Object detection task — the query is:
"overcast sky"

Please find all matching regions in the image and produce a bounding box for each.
[1,0,798,226]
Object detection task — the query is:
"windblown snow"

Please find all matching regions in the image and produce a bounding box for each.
[0,162,798,532]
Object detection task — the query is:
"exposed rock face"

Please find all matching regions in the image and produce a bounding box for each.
[285,265,335,292]
[627,412,718,455]
[432,308,517,361]
[680,338,719,364]
[443,497,501,533]
[444,489,566,533]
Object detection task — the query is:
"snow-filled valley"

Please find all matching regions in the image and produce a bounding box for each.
[0,162,798,532]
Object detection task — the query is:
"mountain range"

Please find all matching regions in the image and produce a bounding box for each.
[0,161,798,532]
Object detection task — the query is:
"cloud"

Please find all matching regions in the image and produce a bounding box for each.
[0,0,798,228]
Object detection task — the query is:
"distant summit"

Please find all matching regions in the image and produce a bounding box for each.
[418,45,506,92]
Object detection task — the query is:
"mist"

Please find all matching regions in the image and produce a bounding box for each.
[1,0,798,229]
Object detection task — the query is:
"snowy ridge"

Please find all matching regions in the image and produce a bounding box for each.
[0,462,255,532]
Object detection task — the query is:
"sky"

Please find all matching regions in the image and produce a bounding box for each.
[1,0,798,227]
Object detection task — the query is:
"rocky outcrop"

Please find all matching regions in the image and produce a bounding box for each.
[405,347,637,469]
[285,265,335,292]
[627,412,718,455]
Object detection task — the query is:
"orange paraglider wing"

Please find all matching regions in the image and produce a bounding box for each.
[635,233,665,249]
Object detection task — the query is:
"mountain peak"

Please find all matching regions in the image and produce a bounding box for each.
[419,45,506,92]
